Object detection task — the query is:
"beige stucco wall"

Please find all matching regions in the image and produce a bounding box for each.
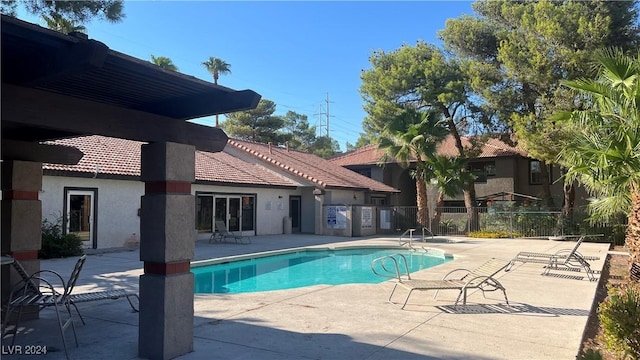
[41,175,143,249]
[42,175,310,249]
[191,184,300,237]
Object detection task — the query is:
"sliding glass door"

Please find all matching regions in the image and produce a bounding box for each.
[197,193,255,235]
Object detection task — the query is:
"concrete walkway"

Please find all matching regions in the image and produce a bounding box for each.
[1,235,610,359]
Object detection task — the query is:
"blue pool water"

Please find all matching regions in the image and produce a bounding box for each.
[192,248,451,294]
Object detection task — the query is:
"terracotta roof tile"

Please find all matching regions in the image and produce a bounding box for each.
[43,136,297,187]
[330,135,525,166]
[195,151,295,186]
[44,136,143,176]
[227,139,398,193]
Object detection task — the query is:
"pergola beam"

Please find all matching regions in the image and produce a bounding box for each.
[2,140,84,165]
[2,84,229,153]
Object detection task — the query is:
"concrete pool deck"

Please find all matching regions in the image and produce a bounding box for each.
[1,235,610,359]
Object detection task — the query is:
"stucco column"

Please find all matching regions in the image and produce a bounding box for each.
[138,142,195,360]
[1,160,42,318]
[314,190,324,235]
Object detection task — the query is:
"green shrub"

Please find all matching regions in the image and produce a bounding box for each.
[578,349,603,360]
[598,283,640,359]
[39,218,84,259]
[468,230,522,238]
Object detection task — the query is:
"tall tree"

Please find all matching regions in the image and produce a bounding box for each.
[439,0,640,211]
[2,0,124,24]
[308,136,340,159]
[282,111,316,152]
[222,99,289,145]
[424,155,474,231]
[202,56,231,127]
[378,108,448,229]
[41,13,86,34]
[150,55,178,72]
[556,48,640,263]
[360,41,486,230]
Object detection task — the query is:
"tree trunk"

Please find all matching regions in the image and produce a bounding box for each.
[415,167,430,229]
[432,193,445,234]
[540,161,555,209]
[464,179,479,232]
[626,186,640,265]
[562,181,575,216]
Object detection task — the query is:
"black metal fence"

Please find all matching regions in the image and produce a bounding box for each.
[376,205,626,244]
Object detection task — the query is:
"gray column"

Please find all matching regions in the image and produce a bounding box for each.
[314,189,325,235]
[1,160,42,318]
[138,142,195,360]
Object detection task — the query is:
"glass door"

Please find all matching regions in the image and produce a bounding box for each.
[228,197,241,232]
[211,195,254,235]
[66,189,96,249]
[290,196,301,233]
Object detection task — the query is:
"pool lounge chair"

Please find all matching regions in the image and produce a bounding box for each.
[5,257,139,325]
[372,256,510,309]
[505,235,600,281]
[2,255,87,359]
[209,220,251,244]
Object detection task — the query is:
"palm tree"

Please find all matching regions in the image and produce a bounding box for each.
[424,155,473,232]
[42,13,86,34]
[378,108,448,229]
[202,57,231,127]
[150,55,178,72]
[557,48,640,264]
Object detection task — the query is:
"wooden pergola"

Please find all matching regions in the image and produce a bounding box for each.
[1,15,260,359]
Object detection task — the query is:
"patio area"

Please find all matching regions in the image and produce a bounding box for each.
[1,234,610,359]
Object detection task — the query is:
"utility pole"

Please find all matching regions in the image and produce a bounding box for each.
[315,93,334,138]
[323,93,334,138]
[315,104,326,138]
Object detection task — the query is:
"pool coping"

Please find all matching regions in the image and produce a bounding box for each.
[190,243,454,268]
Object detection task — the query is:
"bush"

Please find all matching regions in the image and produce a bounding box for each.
[578,349,603,360]
[598,283,640,359]
[468,230,522,238]
[39,218,84,259]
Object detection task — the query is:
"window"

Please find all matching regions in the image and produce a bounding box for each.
[529,160,551,185]
[371,197,386,205]
[469,161,496,183]
[196,193,255,233]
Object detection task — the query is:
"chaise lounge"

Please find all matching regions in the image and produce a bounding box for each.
[209,220,251,244]
[4,256,139,326]
[372,255,510,309]
[505,235,601,281]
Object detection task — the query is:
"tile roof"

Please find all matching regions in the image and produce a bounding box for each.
[42,135,398,192]
[330,135,525,166]
[226,139,399,193]
[43,136,298,187]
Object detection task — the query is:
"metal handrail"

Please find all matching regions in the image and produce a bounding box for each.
[371,254,411,281]
[399,229,416,247]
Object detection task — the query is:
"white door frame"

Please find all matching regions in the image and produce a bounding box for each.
[64,188,97,249]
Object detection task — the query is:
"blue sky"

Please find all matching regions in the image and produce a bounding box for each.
[18,1,475,150]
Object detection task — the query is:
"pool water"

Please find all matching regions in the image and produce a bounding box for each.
[192,248,451,294]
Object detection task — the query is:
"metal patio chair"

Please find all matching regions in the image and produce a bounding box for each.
[2,255,87,359]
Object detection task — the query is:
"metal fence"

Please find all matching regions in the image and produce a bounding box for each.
[377,206,626,243]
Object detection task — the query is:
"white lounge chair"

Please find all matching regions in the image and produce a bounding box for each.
[372,255,510,309]
[506,235,600,281]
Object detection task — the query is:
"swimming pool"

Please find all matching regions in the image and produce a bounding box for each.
[192,247,452,294]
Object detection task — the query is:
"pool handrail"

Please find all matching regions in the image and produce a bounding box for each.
[371,254,412,281]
